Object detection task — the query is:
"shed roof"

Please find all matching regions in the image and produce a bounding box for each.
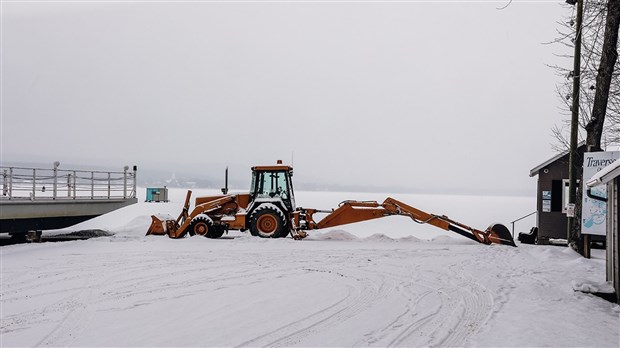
[529,142,586,177]
[586,159,620,187]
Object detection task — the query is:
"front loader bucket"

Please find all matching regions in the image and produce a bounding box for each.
[146,214,176,236]
[485,223,516,247]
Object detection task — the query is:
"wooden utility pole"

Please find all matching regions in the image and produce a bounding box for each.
[583,0,620,256]
[567,0,584,246]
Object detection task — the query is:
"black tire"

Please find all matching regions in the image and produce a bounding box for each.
[188,215,213,237]
[249,207,287,238]
[206,225,225,239]
[518,227,538,245]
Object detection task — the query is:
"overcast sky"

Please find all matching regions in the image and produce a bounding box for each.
[1,0,583,195]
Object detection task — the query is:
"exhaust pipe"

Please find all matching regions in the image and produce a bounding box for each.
[221,167,229,195]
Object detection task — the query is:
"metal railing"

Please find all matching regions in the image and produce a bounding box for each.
[510,211,537,237]
[1,163,137,201]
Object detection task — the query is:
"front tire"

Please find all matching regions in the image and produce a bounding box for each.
[249,207,287,238]
[207,225,226,239]
[188,215,213,237]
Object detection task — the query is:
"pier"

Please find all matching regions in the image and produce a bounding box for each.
[1,163,137,236]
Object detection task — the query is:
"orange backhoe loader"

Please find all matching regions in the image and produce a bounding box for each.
[146,162,516,247]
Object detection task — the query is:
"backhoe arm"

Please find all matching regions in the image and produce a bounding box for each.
[297,197,516,246]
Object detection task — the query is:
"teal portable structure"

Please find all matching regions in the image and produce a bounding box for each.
[146,187,168,202]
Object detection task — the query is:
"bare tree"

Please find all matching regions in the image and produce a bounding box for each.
[550,0,620,151]
[585,0,620,150]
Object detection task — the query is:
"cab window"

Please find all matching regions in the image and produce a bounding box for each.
[253,171,289,199]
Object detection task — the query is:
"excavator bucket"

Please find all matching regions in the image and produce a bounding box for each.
[484,223,516,247]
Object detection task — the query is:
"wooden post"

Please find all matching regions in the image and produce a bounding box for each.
[584,234,591,259]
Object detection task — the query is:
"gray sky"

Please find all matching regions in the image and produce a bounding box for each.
[2,0,575,195]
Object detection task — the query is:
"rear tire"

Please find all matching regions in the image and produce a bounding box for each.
[249,207,287,238]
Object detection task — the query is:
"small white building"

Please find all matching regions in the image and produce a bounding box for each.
[586,160,620,304]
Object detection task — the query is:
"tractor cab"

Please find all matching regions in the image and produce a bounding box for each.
[249,164,296,213]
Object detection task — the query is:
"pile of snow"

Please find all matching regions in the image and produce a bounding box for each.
[430,234,477,245]
[363,233,397,242]
[308,229,359,241]
[397,235,422,243]
[113,216,153,237]
[572,280,616,294]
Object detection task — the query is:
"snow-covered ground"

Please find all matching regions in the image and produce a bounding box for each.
[2,189,619,347]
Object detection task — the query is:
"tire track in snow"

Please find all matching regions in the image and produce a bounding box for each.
[34,285,96,347]
[3,250,302,346]
[2,242,503,347]
[347,252,495,348]
[432,269,494,347]
[242,247,495,348]
[236,265,396,348]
